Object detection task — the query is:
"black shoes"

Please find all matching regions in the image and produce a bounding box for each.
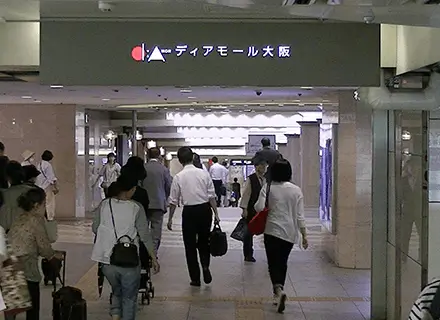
[203,268,212,284]
[190,281,201,287]
[244,257,256,263]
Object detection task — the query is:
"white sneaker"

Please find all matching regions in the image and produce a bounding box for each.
[277,291,287,313]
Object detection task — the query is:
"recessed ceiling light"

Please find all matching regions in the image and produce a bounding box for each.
[323,99,330,102]
[180,89,192,94]
[21,96,32,99]
[34,100,42,103]
[102,98,110,101]
[190,108,195,111]
[50,85,64,89]
[187,96,197,99]
[300,87,313,90]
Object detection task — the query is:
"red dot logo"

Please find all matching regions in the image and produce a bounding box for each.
[131,46,144,61]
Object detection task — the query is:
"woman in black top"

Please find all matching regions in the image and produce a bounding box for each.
[121,156,149,212]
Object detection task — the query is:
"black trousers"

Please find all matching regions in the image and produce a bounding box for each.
[243,225,254,259]
[264,234,293,292]
[182,203,213,282]
[212,180,223,207]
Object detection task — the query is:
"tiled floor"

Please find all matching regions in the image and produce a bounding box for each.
[24,208,372,320]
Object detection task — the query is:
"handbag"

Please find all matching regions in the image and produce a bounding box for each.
[210,222,228,257]
[248,183,271,236]
[0,241,32,316]
[108,199,139,268]
[230,218,248,242]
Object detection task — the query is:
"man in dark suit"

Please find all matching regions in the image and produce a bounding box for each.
[143,147,172,258]
[253,137,282,181]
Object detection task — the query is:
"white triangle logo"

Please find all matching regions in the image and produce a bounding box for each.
[148,46,166,63]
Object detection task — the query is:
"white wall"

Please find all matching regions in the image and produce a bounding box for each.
[0,22,39,67]
[381,24,397,68]
[396,25,440,75]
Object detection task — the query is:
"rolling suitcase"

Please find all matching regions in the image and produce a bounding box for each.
[51,251,87,320]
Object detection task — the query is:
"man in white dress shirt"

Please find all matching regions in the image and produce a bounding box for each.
[209,156,228,207]
[167,147,220,287]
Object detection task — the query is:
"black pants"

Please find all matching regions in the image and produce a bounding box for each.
[243,226,254,259]
[212,180,223,207]
[182,203,213,282]
[264,234,293,292]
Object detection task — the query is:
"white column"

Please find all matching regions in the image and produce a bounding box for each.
[298,121,321,208]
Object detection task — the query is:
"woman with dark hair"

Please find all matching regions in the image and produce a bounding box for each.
[121,156,149,212]
[0,161,33,231]
[93,152,121,198]
[92,173,159,320]
[254,159,308,314]
[193,153,207,171]
[35,150,58,221]
[8,188,63,320]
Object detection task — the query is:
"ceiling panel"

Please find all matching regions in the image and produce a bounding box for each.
[0,82,340,109]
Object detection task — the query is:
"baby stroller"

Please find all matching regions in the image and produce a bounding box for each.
[107,242,155,305]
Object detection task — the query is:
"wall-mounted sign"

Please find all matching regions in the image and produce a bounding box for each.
[131,44,292,63]
[248,135,276,154]
[40,22,380,87]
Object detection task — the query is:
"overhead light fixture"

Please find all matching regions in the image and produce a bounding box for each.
[300,87,313,90]
[21,96,32,99]
[187,96,197,99]
[34,100,42,103]
[102,98,110,101]
[50,85,64,89]
[180,89,192,93]
[190,108,195,111]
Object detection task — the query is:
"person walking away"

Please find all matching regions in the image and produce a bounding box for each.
[167,147,220,287]
[35,150,58,221]
[239,159,267,262]
[231,178,241,207]
[143,148,172,259]
[253,137,282,181]
[254,159,308,313]
[193,153,208,171]
[0,156,9,189]
[209,157,225,207]
[122,157,149,213]
[93,153,121,198]
[8,188,64,320]
[0,161,33,232]
[92,173,159,320]
[21,150,35,166]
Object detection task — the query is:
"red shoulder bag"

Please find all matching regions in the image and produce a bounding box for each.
[248,183,271,235]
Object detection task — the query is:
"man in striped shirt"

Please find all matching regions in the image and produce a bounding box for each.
[409,278,440,320]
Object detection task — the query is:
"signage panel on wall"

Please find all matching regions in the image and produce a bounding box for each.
[248,135,276,154]
[40,22,380,87]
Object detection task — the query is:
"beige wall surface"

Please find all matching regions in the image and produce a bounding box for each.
[0,104,76,219]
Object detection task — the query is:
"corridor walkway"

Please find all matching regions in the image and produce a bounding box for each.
[29,208,371,320]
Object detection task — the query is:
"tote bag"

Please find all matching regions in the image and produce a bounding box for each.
[248,183,271,236]
[0,241,32,316]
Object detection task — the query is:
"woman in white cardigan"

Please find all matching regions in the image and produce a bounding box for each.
[255,159,308,314]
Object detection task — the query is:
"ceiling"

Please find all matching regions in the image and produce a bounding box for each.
[1,0,440,28]
[0,82,340,110]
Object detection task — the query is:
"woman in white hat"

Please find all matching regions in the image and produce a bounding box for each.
[21,150,35,166]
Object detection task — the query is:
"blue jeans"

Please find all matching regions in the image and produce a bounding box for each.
[102,264,141,320]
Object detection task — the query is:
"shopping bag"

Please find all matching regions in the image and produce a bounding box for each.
[210,222,228,257]
[45,220,58,243]
[248,183,271,236]
[230,219,247,242]
[1,243,32,316]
